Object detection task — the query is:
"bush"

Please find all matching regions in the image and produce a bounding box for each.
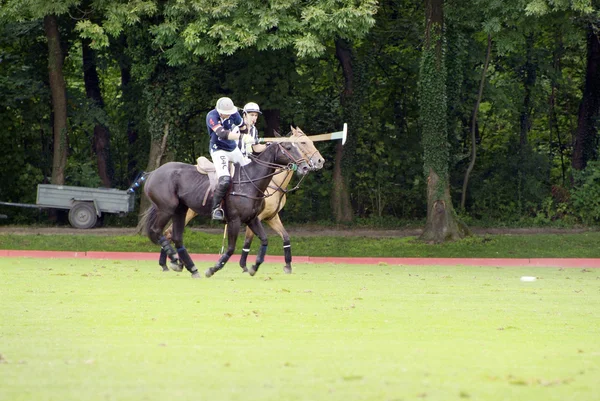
[570,161,600,224]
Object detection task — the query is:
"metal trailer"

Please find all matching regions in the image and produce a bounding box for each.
[0,184,135,229]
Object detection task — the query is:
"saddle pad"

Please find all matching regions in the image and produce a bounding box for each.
[196,157,217,206]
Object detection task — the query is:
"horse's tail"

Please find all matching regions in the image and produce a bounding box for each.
[127,172,150,194]
[138,204,157,239]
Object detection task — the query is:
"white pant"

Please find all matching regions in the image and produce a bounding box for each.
[210,147,251,178]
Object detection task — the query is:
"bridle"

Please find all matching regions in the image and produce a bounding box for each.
[229,143,308,200]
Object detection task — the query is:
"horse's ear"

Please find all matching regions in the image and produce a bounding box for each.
[273,130,281,138]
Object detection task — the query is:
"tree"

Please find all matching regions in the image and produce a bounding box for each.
[524,1,599,171]
[1,1,82,185]
[82,38,114,187]
[572,22,600,170]
[43,15,69,185]
[77,0,377,222]
[419,0,469,242]
[332,38,357,223]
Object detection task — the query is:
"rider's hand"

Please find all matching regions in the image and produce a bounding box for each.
[242,134,256,146]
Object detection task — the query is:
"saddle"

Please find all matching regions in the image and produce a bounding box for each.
[196,157,218,206]
[196,156,238,205]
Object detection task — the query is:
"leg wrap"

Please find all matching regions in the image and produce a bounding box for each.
[256,244,268,266]
[159,249,168,266]
[177,247,197,273]
[159,236,178,262]
[240,248,250,267]
[214,252,231,271]
[283,241,292,265]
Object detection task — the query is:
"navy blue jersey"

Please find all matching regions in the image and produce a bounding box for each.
[206,109,244,152]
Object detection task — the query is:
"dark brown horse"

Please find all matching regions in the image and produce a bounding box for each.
[163,126,324,274]
[140,142,310,278]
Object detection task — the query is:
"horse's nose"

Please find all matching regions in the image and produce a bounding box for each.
[315,157,324,170]
[300,163,311,175]
[310,156,324,170]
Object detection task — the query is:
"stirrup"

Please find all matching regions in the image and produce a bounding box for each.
[211,207,224,220]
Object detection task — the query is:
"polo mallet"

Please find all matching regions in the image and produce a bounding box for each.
[220,224,227,255]
[259,123,348,145]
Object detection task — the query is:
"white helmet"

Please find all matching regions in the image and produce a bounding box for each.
[216,97,238,115]
[243,102,261,115]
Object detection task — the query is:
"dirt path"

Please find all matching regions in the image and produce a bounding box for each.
[0,225,593,237]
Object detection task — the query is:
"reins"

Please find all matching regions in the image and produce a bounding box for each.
[229,143,307,200]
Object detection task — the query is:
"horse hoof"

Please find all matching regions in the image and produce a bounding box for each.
[248,267,257,277]
[161,265,169,272]
[241,266,248,273]
[283,266,292,274]
[169,260,183,272]
[191,271,201,279]
[205,268,214,278]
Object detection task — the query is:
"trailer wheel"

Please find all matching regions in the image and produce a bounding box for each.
[68,202,97,229]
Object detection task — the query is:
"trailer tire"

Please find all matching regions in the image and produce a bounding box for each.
[68,202,98,229]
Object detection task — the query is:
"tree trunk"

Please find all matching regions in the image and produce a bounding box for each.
[83,39,113,187]
[572,25,600,170]
[549,31,567,185]
[421,169,469,242]
[520,33,536,146]
[419,0,469,243]
[461,34,492,210]
[332,38,354,223]
[44,15,68,185]
[262,109,281,137]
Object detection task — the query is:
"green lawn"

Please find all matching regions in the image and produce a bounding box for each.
[2,230,600,257]
[1,258,598,400]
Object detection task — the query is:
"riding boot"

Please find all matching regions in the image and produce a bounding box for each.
[212,176,231,220]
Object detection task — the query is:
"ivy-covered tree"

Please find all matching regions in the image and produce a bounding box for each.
[419,0,469,242]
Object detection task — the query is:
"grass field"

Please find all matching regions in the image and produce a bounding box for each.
[3,229,600,257]
[1,258,599,401]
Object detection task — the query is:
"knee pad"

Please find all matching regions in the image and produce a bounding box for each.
[218,175,231,187]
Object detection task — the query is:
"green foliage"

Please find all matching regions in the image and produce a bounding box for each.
[465,139,552,221]
[0,22,52,206]
[0,0,81,21]
[65,158,102,187]
[570,161,600,224]
[75,0,377,62]
[1,0,599,228]
[525,0,596,15]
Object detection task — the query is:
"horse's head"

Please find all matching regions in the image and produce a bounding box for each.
[289,126,325,171]
[269,141,312,176]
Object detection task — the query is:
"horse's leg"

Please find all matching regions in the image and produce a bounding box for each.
[159,249,169,272]
[162,208,199,271]
[246,217,269,277]
[239,226,256,273]
[164,208,198,240]
[266,215,292,274]
[205,219,240,278]
[170,210,200,279]
[148,210,180,269]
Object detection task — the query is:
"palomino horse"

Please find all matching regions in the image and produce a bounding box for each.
[164,127,324,274]
[140,141,310,278]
